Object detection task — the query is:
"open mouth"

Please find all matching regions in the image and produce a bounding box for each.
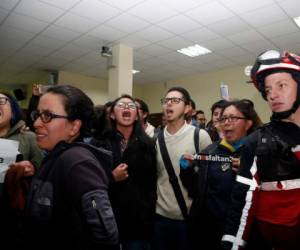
[166,109,174,115]
[122,111,131,118]
[35,132,47,142]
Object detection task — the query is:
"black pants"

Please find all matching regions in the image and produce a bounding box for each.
[151,214,190,250]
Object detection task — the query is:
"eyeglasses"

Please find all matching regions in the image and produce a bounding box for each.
[219,116,247,124]
[160,97,184,105]
[0,97,9,105]
[116,102,137,110]
[31,110,70,123]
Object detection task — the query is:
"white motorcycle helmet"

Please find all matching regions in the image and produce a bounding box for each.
[251,50,300,120]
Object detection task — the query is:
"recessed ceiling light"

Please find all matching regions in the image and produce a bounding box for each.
[132,69,140,74]
[177,44,212,57]
[293,16,300,28]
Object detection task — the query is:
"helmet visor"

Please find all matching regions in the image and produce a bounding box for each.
[251,50,300,85]
[257,50,282,64]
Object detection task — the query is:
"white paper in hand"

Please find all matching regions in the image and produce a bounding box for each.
[0,138,20,183]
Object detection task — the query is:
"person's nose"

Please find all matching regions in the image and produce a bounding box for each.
[223,118,231,125]
[268,88,279,101]
[33,116,43,129]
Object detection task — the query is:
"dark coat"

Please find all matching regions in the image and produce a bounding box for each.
[24,141,119,250]
[93,131,157,240]
[180,140,239,250]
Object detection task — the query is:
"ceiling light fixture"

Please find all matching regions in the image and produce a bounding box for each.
[177,44,212,57]
[293,16,300,28]
[132,69,140,74]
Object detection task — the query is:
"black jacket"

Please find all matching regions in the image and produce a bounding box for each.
[180,140,239,250]
[222,121,300,250]
[92,131,157,241]
[24,141,119,250]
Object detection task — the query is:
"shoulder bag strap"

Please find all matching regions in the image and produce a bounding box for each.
[194,127,200,154]
[158,129,188,220]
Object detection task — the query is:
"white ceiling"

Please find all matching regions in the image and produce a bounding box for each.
[1,0,300,85]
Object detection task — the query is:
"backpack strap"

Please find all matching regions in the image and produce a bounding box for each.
[194,127,200,154]
[158,129,188,220]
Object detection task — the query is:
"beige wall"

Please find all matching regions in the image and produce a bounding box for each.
[132,84,144,99]
[9,66,271,123]
[0,85,28,108]
[135,66,271,123]
[0,72,48,109]
[59,70,141,105]
[58,71,108,105]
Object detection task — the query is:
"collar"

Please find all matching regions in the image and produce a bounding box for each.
[4,120,25,138]
[220,138,246,152]
[164,121,189,138]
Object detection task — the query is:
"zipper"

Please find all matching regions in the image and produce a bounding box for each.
[92,199,97,209]
[91,198,108,236]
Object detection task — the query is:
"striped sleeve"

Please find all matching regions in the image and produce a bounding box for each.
[222,137,260,250]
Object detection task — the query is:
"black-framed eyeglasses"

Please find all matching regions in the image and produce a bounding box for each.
[0,97,9,105]
[219,116,247,124]
[116,102,137,110]
[160,97,184,105]
[31,110,70,123]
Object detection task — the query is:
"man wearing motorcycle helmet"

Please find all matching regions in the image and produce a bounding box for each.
[221,50,300,250]
[251,50,300,121]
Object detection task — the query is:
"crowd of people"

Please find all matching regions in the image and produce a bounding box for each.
[0,49,299,250]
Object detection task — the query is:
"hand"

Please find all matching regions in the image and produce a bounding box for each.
[179,154,194,170]
[9,160,35,177]
[112,163,129,182]
[20,124,30,133]
[231,157,240,172]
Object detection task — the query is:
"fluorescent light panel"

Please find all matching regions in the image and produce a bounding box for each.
[132,69,140,74]
[293,16,300,28]
[177,44,212,57]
